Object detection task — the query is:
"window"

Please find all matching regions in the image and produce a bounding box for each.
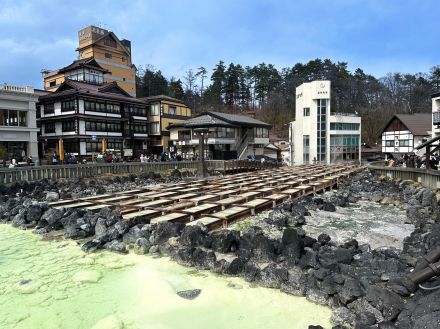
[61,99,76,112]
[330,135,360,163]
[385,140,394,147]
[150,122,160,134]
[45,122,55,133]
[106,103,120,114]
[49,81,56,87]
[168,106,176,115]
[105,53,112,59]
[303,135,310,163]
[84,100,120,114]
[399,140,410,147]
[129,106,147,116]
[107,122,121,132]
[178,130,192,140]
[303,107,310,116]
[316,99,327,162]
[133,124,148,134]
[67,68,103,85]
[8,110,18,126]
[122,57,125,62]
[62,121,75,132]
[44,103,54,115]
[107,141,122,150]
[0,109,28,127]
[104,37,117,48]
[86,142,100,153]
[149,104,160,116]
[330,123,360,130]
[19,111,27,127]
[254,127,269,138]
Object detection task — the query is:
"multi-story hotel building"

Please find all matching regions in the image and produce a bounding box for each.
[42,25,136,96]
[290,81,361,165]
[0,84,40,162]
[140,95,192,154]
[38,66,147,158]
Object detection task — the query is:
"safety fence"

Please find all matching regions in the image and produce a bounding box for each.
[0,160,280,184]
[368,161,440,190]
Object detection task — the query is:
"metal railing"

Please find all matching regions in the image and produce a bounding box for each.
[0,160,280,184]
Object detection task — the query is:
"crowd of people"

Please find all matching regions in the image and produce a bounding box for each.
[385,153,440,170]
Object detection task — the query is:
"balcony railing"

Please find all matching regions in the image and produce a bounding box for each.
[0,84,34,94]
[330,112,359,117]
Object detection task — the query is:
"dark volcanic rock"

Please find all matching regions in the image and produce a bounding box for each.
[153,222,185,245]
[210,229,240,253]
[82,239,101,253]
[319,246,353,268]
[180,225,206,247]
[223,257,246,275]
[40,208,64,226]
[25,204,42,223]
[338,278,365,305]
[259,264,288,288]
[177,289,201,300]
[366,285,404,321]
[133,237,151,255]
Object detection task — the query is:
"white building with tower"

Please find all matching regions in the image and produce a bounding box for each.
[289,80,361,165]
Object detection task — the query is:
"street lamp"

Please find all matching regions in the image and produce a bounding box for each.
[193,128,209,178]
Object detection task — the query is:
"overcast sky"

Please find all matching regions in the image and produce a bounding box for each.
[0,0,438,88]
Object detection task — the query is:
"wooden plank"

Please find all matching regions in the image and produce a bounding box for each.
[126,199,174,209]
[186,216,222,230]
[210,206,250,220]
[54,201,92,209]
[84,204,112,211]
[150,212,189,224]
[189,194,220,205]
[169,193,199,200]
[212,189,239,198]
[214,195,247,210]
[181,203,221,220]
[158,201,194,213]
[240,198,272,215]
[142,191,179,200]
[122,209,161,221]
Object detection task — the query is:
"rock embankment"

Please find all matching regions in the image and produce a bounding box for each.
[1,169,440,328]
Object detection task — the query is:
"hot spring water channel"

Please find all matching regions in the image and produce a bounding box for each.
[0,224,331,329]
[0,197,413,329]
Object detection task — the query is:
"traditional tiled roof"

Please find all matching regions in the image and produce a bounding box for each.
[168,111,271,129]
[58,58,109,74]
[384,113,432,136]
[139,94,188,105]
[38,80,144,104]
[208,111,271,128]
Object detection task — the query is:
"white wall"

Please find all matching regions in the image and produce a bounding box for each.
[292,80,331,165]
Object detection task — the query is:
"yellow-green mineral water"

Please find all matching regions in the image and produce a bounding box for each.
[0,224,332,329]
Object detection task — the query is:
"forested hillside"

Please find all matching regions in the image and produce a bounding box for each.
[136,59,440,144]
